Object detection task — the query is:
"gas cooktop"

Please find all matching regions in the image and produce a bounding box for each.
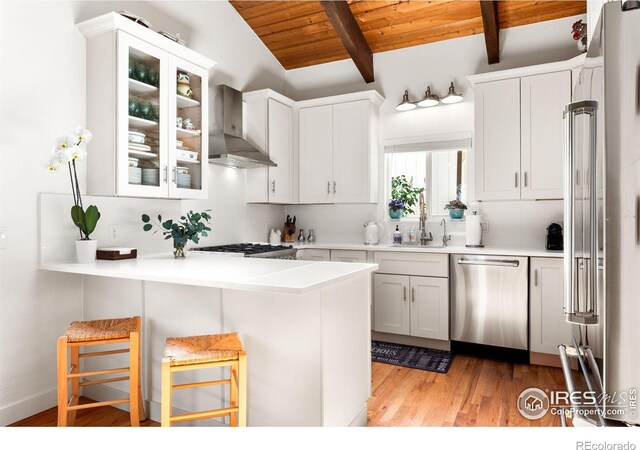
[192,243,297,259]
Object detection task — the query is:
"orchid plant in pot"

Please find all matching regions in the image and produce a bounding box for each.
[47,127,101,263]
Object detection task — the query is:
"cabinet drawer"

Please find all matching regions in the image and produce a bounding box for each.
[297,249,331,261]
[374,252,448,278]
[331,250,367,263]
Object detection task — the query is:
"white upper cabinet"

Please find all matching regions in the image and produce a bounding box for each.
[332,100,375,203]
[521,71,571,200]
[469,59,579,202]
[474,78,522,201]
[298,94,382,204]
[299,105,334,204]
[78,13,215,199]
[245,90,295,204]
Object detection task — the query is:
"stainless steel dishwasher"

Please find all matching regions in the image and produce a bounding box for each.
[450,254,528,350]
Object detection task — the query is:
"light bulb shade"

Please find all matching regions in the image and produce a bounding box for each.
[416,86,440,107]
[441,82,463,104]
[396,90,416,111]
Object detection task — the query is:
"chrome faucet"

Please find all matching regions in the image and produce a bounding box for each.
[441,218,452,246]
[418,196,433,245]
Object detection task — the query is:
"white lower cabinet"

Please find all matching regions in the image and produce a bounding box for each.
[530,257,573,354]
[373,274,410,335]
[297,249,331,261]
[330,250,367,263]
[373,273,449,341]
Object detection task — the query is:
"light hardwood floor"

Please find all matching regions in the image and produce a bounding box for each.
[11,356,566,427]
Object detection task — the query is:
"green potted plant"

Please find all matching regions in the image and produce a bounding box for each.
[390,175,424,218]
[47,127,101,263]
[141,210,212,258]
[444,199,467,219]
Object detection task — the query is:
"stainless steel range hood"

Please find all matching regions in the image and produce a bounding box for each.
[208,85,276,168]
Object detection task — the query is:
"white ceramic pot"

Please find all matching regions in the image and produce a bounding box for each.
[76,239,97,264]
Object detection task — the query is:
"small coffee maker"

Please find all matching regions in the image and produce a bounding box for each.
[546,223,563,251]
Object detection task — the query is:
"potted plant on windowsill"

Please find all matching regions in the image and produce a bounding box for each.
[47,127,101,264]
[388,199,404,220]
[444,199,467,220]
[390,175,425,219]
[141,210,212,258]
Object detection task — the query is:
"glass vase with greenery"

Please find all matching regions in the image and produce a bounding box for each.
[142,210,212,258]
[390,175,425,217]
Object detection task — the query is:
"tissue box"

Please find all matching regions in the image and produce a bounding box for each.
[96,247,137,260]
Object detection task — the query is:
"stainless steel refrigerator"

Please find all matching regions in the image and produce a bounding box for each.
[560,1,640,426]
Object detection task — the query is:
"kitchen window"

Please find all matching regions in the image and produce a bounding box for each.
[385,134,471,218]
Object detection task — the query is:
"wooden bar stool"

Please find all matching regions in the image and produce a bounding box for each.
[57,316,145,427]
[161,332,246,427]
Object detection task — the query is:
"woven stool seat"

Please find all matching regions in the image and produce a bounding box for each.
[64,317,138,343]
[164,333,244,367]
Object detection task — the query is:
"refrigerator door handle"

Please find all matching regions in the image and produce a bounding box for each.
[563,100,599,325]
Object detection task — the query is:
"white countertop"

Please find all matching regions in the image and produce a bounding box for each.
[294,242,564,258]
[40,252,378,294]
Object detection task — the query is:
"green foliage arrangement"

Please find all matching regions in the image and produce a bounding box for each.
[391,175,425,217]
[141,210,212,258]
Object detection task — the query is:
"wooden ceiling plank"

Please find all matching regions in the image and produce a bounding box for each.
[237,2,326,29]
[320,1,375,83]
[480,0,500,65]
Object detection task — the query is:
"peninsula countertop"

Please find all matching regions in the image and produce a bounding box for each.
[40,252,378,294]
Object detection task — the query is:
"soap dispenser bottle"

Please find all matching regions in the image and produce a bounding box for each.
[393,225,402,244]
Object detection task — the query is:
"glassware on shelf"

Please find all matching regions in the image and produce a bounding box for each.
[134,63,148,83]
[307,229,315,243]
[128,96,140,117]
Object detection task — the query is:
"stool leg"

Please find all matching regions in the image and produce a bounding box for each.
[161,359,172,427]
[129,331,140,427]
[230,363,238,427]
[238,351,247,427]
[56,337,69,427]
[68,346,80,425]
[134,317,146,421]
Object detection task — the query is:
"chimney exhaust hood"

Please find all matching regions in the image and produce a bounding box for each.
[208,85,276,168]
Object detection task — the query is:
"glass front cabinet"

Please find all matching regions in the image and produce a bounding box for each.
[78,13,215,199]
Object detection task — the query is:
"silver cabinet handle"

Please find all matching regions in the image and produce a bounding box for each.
[457,258,519,267]
[333,181,336,194]
[534,269,538,287]
[327,181,330,194]
[163,166,168,184]
[563,100,599,324]
[411,287,415,303]
[172,167,177,184]
[515,172,518,188]
[271,180,276,193]
[524,172,528,187]
[403,286,407,302]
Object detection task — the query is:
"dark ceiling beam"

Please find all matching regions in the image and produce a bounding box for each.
[480,0,500,64]
[320,1,374,83]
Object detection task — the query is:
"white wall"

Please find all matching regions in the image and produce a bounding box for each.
[284,15,585,247]
[0,0,286,425]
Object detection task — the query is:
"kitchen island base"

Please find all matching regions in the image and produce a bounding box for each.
[77,272,372,426]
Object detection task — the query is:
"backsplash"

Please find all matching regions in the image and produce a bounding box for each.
[285,199,563,248]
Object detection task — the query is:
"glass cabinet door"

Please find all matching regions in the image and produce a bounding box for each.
[117,31,168,197]
[168,55,208,199]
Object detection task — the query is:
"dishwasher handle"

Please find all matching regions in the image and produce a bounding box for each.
[457,258,520,268]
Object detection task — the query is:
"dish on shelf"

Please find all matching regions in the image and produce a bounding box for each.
[128,142,152,152]
[128,157,139,167]
[177,173,191,189]
[129,166,142,184]
[141,168,159,185]
[128,149,158,160]
[176,166,189,175]
[177,149,198,161]
[128,131,145,144]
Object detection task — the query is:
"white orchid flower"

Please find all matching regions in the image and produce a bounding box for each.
[69,126,93,145]
[54,149,71,164]
[69,146,87,161]
[47,155,61,172]
[56,136,73,150]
